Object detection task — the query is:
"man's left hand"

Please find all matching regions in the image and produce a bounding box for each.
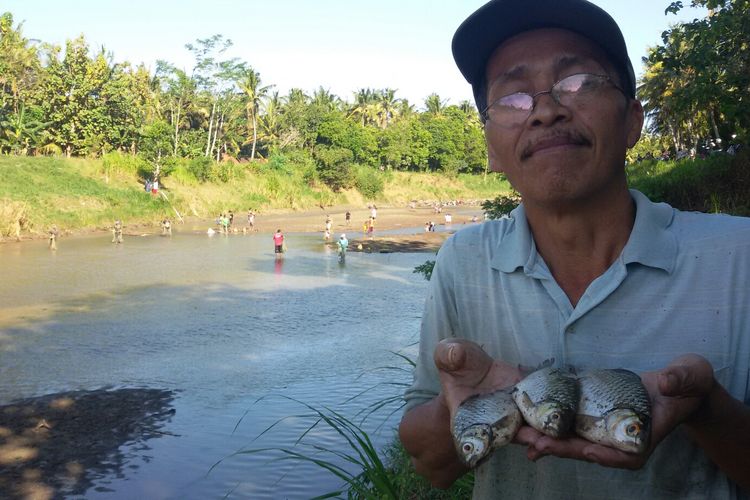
[515,354,715,469]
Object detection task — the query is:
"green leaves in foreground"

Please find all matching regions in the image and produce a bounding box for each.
[210,349,473,499]
[213,395,398,499]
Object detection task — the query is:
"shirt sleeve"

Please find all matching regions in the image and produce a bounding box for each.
[403,236,460,413]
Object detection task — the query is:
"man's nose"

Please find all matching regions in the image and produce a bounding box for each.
[528,92,570,127]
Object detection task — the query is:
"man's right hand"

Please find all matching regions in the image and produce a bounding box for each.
[435,338,525,417]
[399,339,523,488]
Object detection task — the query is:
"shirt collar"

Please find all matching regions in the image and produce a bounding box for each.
[490,189,677,274]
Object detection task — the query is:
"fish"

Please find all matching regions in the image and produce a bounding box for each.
[575,368,651,453]
[451,389,522,468]
[511,366,579,438]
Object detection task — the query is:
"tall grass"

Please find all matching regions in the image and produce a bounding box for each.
[0,156,165,235]
[0,155,512,237]
[212,350,473,499]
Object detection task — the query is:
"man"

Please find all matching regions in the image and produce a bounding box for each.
[112,220,123,244]
[338,233,349,261]
[399,0,750,498]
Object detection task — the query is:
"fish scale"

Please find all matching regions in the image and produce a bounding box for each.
[575,368,651,453]
[578,369,650,416]
[511,366,578,437]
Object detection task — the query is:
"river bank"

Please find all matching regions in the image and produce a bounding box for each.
[3,203,485,253]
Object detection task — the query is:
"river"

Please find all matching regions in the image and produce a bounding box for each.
[0,227,432,498]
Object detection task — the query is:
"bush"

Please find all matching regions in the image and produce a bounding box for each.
[314,146,354,191]
[481,191,521,219]
[627,151,750,216]
[187,157,213,182]
[101,151,151,179]
[354,165,384,199]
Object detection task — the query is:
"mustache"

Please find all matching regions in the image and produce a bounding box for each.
[520,130,591,160]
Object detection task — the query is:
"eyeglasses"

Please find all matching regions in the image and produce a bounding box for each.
[481,73,625,126]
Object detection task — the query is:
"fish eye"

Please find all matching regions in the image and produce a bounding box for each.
[626,423,641,436]
[550,412,560,421]
[463,443,474,454]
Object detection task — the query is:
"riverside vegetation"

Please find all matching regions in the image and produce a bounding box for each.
[0,153,511,239]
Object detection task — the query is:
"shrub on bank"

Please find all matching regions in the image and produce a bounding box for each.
[627,151,750,216]
[354,165,385,199]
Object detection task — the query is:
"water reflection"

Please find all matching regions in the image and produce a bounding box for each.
[0,388,175,499]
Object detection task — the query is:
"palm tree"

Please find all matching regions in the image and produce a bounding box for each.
[349,88,379,127]
[424,93,447,116]
[376,88,399,128]
[0,13,41,115]
[236,66,274,160]
[312,86,340,111]
[258,91,285,151]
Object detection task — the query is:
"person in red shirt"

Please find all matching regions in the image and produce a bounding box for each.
[273,229,284,257]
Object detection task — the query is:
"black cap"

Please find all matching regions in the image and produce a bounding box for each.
[452,0,636,110]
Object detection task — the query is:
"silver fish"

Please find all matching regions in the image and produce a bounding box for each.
[511,366,578,438]
[451,389,522,468]
[575,369,651,453]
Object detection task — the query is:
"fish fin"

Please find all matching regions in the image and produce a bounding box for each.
[521,391,534,407]
[517,357,556,375]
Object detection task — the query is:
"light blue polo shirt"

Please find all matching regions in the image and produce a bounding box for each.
[405,189,750,499]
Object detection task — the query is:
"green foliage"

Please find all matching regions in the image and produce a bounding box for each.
[481,191,522,219]
[353,165,384,199]
[101,151,151,179]
[380,117,431,171]
[627,151,750,215]
[383,437,474,499]
[0,156,168,232]
[639,1,749,152]
[314,145,355,191]
[213,350,473,500]
[187,156,213,182]
[413,260,435,281]
[139,119,173,161]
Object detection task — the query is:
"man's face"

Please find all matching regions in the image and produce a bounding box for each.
[483,28,643,208]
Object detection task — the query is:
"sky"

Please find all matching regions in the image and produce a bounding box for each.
[4,0,706,109]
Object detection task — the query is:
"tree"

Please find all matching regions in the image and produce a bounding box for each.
[376,88,400,128]
[640,1,750,151]
[185,34,237,160]
[155,61,198,156]
[349,88,379,127]
[236,65,273,159]
[424,93,447,116]
[39,36,114,156]
[0,13,41,116]
[0,103,46,154]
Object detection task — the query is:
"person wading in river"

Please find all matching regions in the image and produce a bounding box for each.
[273,229,285,258]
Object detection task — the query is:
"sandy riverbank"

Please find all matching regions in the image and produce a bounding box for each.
[4,204,486,253]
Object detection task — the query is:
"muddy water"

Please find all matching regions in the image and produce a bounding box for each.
[0,229,430,498]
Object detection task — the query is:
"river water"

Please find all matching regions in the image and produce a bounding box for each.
[0,228,432,498]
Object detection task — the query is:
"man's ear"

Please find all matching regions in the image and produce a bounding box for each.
[626,99,645,149]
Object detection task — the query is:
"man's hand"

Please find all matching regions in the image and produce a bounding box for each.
[434,338,524,417]
[399,339,523,488]
[515,354,715,469]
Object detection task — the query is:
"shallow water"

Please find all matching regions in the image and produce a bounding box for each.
[0,229,431,498]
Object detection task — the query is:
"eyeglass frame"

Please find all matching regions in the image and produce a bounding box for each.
[480,73,627,125]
